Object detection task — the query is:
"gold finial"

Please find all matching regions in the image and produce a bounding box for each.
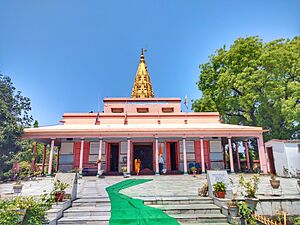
[131,49,154,98]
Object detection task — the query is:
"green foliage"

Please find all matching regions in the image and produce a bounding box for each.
[213,182,226,192]
[290,216,300,225]
[0,196,52,225]
[238,201,257,225]
[53,180,69,192]
[192,36,300,141]
[0,74,33,177]
[239,174,260,198]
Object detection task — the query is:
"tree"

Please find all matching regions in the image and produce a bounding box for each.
[192,36,300,141]
[0,74,33,177]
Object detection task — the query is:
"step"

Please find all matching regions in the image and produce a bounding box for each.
[151,203,221,214]
[63,206,111,217]
[57,215,110,225]
[169,213,228,223]
[143,196,213,205]
[71,198,110,207]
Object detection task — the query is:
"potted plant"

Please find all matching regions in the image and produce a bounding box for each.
[53,180,69,202]
[121,166,130,178]
[238,201,256,225]
[239,174,260,210]
[270,175,280,189]
[297,179,300,188]
[13,180,23,193]
[191,167,197,177]
[227,192,239,217]
[213,182,226,198]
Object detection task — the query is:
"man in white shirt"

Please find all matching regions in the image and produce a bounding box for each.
[159,154,164,175]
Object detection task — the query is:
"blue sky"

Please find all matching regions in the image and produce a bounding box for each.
[0,0,299,126]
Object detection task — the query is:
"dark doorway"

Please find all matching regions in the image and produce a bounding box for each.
[170,142,177,170]
[267,147,276,175]
[110,143,119,172]
[133,143,153,174]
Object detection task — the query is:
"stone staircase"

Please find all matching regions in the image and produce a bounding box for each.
[57,196,110,225]
[57,195,228,225]
[142,196,229,225]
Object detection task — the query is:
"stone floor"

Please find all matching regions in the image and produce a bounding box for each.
[0,174,299,199]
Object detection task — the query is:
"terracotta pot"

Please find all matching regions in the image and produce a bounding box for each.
[245,198,258,210]
[192,171,197,177]
[13,185,23,194]
[55,191,65,202]
[215,191,226,198]
[270,179,280,189]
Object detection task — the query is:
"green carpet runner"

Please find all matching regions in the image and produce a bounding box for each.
[106,179,180,225]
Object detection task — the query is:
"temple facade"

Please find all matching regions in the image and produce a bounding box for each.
[23,50,268,176]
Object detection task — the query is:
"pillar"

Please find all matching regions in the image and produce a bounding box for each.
[155,137,159,175]
[200,138,205,173]
[235,143,241,171]
[31,142,37,173]
[79,138,84,175]
[56,146,60,172]
[228,137,234,173]
[127,138,131,174]
[47,139,55,176]
[257,135,268,174]
[183,138,188,175]
[243,140,251,170]
[41,144,47,176]
[97,138,103,177]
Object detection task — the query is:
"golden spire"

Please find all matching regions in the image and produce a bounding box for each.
[131,48,154,98]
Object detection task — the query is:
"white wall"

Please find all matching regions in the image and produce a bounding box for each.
[285,143,300,176]
[271,142,288,176]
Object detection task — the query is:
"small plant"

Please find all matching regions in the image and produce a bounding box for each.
[121,166,127,173]
[191,167,197,172]
[198,182,208,197]
[239,174,260,198]
[213,182,226,198]
[53,180,69,202]
[238,201,257,225]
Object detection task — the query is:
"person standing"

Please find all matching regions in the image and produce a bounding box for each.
[134,158,141,175]
[159,154,164,175]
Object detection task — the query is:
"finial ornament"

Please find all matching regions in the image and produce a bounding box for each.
[131,49,154,98]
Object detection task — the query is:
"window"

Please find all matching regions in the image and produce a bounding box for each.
[162,107,174,113]
[137,108,149,113]
[111,108,124,113]
[89,142,99,163]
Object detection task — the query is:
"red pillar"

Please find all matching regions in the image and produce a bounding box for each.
[56,146,60,172]
[31,142,37,173]
[243,141,251,170]
[41,144,47,176]
[235,142,241,171]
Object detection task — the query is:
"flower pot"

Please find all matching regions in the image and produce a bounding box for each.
[13,184,23,194]
[245,198,258,210]
[55,191,65,202]
[297,180,300,188]
[215,191,226,198]
[228,206,239,217]
[192,171,197,177]
[270,179,280,189]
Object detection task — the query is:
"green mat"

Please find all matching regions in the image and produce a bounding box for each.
[106,179,180,225]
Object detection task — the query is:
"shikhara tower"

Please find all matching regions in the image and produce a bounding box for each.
[131,49,154,98]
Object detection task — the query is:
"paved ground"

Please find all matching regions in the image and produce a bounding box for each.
[1,174,299,199]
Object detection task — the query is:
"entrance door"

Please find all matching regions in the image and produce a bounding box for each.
[267,147,276,175]
[166,142,178,171]
[110,143,119,172]
[133,143,153,174]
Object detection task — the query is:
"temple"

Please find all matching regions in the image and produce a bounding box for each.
[23,50,268,176]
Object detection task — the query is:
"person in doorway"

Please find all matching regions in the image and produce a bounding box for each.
[134,157,141,175]
[159,154,164,175]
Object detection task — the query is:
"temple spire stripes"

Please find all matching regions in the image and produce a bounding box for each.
[131,48,154,98]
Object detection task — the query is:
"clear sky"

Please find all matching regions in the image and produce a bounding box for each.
[0,0,299,126]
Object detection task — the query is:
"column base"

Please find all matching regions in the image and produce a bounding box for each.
[155,172,160,175]
[46,174,52,177]
[183,172,188,175]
